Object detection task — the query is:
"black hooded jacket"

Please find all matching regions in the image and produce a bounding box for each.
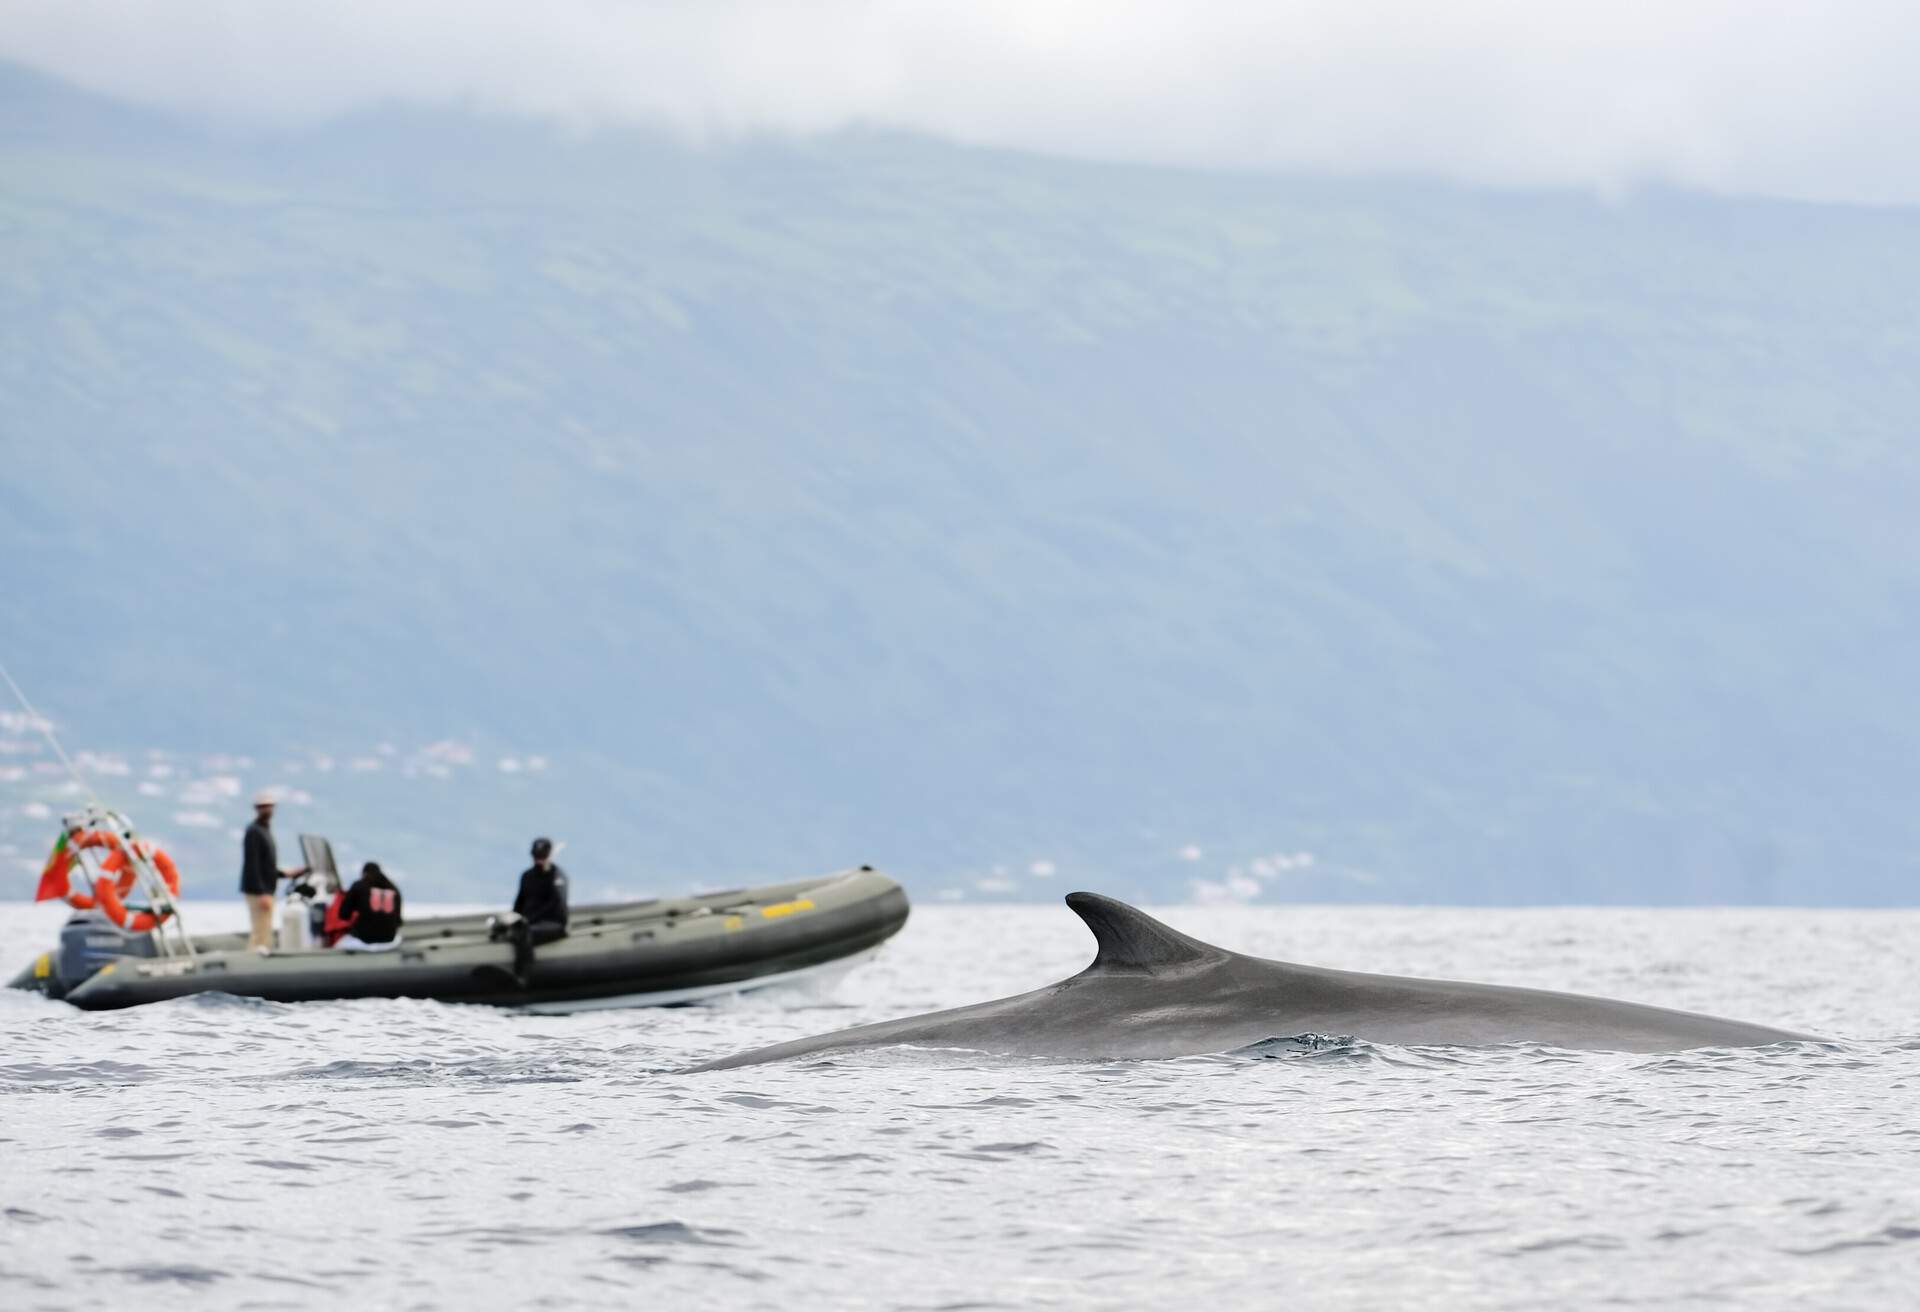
[338,867,404,944]
[513,862,569,930]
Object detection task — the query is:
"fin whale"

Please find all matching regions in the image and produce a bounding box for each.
[690,892,1816,1069]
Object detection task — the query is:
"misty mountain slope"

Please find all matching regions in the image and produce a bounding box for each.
[4,63,1918,902]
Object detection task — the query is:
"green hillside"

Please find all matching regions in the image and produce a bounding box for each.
[4,63,1918,903]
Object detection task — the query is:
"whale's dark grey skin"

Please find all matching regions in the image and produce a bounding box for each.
[690,892,1816,1069]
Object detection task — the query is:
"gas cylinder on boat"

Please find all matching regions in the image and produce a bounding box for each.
[279,897,313,951]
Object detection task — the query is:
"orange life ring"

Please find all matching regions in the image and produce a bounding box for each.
[41,831,180,928]
[101,839,179,889]
[46,831,136,910]
[93,837,182,932]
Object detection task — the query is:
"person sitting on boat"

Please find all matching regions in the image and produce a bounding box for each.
[333,862,404,952]
[492,837,568,982]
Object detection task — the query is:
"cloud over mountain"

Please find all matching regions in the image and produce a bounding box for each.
[3,1,1917,204]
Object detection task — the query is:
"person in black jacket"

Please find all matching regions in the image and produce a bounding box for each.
[495,837,569,982]
[334,862,404,951]
[239,791,307,951]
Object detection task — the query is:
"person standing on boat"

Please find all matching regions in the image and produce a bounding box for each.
[240,791,306,952]
[503,837,569,981]
[333,862,404,951]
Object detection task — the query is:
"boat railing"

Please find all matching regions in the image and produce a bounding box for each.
[60,802,197,963]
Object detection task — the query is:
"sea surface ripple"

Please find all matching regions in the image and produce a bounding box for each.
[2,900,1915,1310]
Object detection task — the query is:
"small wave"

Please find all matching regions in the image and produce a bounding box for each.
[1233,1032,1359,1055]
[1786,1225,1920,1256]
[600,1221,741,1247]
[1225,1033,1378,1064]
[949,1141,1052,1161]
[160,990,292,1013]
[275,1055,590,1085]
[91,1263,227,1286]
[0,1058,157,1089]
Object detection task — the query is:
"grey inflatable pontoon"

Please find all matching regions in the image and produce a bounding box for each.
[11,863,910,1013]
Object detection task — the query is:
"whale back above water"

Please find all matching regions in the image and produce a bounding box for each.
[690,893,1816,1070]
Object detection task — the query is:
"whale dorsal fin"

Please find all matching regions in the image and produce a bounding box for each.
[1065,892,1224,976]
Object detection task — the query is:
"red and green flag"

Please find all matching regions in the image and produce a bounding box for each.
[34,831,71,902]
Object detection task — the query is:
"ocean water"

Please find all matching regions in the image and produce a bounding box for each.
[1,898,1914,1310]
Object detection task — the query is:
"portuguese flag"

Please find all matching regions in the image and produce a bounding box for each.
[34,831,70,902]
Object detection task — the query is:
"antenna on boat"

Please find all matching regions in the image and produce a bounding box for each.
[0,658,102,806]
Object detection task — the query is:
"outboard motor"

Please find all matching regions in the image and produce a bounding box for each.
[7,911,159,1002]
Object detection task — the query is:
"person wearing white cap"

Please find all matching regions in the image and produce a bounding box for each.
[240,790,307,951]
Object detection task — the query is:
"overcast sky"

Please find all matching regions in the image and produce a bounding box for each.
[3,1,1913,205]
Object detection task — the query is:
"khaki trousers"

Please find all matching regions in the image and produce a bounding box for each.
[246,895,275,950]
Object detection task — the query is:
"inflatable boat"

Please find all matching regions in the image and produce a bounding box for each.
[12,855,910,1013]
